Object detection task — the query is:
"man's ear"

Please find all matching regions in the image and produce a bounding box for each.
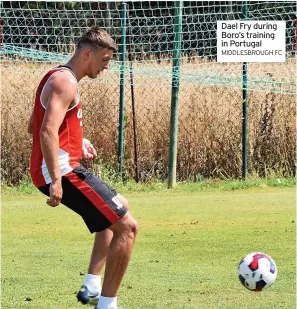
[83,48,92,60]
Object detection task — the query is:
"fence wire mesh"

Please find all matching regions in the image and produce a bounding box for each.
[1,1,296,184]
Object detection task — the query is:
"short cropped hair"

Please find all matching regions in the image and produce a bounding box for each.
[76,27,118,52]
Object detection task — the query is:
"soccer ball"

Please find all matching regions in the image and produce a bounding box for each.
[238,252,277,291]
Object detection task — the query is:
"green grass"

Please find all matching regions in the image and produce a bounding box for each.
[2,176,296,195]
[2,186,296,309]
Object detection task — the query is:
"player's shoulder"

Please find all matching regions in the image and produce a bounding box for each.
[48,68,77,93]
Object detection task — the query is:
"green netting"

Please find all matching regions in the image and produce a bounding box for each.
[1,43,70,62]
[1,1,296,184]
[1,1,295,93]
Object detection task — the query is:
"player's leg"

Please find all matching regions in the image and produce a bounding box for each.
[77,229,113,305]
[88,194,131,274]
[59,166,137,308]
[96,212,138,309]
[78,194,131,303]
[88,229,113,276]
[38,173,105,305]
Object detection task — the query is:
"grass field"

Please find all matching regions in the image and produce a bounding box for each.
[2,186,296,309]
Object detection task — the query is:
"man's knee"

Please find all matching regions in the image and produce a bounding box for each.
[121,214,138,238]
[110,213,138,239]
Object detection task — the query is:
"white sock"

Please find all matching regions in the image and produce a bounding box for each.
[84,274,102,293]
[96,296,117,309]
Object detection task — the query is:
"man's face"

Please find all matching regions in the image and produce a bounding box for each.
[86,48,113,79]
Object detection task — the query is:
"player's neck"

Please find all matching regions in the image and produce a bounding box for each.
[65,57,86,82]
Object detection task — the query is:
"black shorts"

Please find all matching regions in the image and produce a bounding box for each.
[38,165,128,233]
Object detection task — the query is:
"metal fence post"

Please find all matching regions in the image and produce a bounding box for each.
[118,2,127,180]
[168,0,183,188]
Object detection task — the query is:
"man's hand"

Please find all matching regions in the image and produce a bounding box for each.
[83,138,97,160]
[47,178,63,207]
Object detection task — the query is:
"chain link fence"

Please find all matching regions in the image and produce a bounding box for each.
[1,1,296,185]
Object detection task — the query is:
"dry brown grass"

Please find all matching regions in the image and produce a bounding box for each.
[1,60,296,184]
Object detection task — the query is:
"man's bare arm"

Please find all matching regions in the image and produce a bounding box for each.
[40,73,77,206]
